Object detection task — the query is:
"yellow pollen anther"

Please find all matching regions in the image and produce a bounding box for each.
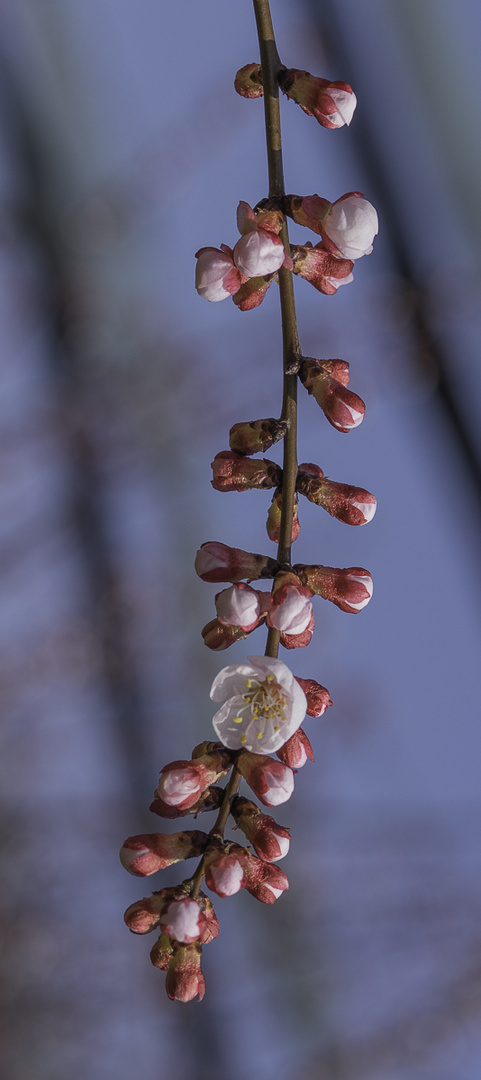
[243,695,251,702]
[266,674,274,682]
[233,717,243,724]
[240,735,247,744]
[274,725,280,732]
[257,732,263,740]
[246,679,252,688]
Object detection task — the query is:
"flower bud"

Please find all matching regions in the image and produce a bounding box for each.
[196,891,220,943]
[154,749,233,811]
[276,727,313,768]
[234,229,285,278]
[195,246,244,302]
[195,541,278,584]
[295,677,333,716]
[295,564,373,613]
[124,893,169,935]
[229,417,287,456]
[232,274,273,310]
[299,359,365,432]
[211,451,281,492]
[266,487,300,543]
[267,571,313,636]
[150,784,224,820]
[291,242,354,295]
[242,853,289,903]
[204,851,245,897]
[119,830,207,877]
[165,943,206,1002]
[321,194,379,260]
[231,796,291,862]
[201,618,248,650]
[278,69,356,129]
[297,464,377,525]
[150,932,174,969]
[160,898,206,944]
[215,583,261,631]
[234,62,264,98]
[280,609,315,650]
[237,751,295,806]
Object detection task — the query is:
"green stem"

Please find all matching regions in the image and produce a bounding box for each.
[254,0,301,648]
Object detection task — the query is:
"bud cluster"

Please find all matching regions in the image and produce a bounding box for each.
[121,6,377,1003]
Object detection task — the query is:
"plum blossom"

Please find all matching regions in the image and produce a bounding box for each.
[215,583,261,631]
[160,899,206,944]
[195,246,244,301]
[210,655,306,753]
[322,194,379,260]
[278,68,357,129]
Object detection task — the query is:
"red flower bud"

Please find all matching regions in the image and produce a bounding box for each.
[231,796,291,862]
[297,464,377,525]
[237,751,295,806]
[278,69,356,129]
[291,242,354,295]
[119,830,207,877]
[242,852,289,903]
[211,451,282,492]
[280,609,315,650]
[154,749,233,811]
[195,541,278,583]
[150,932,174,969]
[276,727,314,768]
[300,359,365,432]
[234,62,264,99]
[294,678,333,716]
[149,784,224,820]
[204,851,245,897]
[202,617,249,651]
[232,274,273,310]
[295,564,373,613]
[229,417,287,456]
[215,583,262,631]
[165,943,206,1002]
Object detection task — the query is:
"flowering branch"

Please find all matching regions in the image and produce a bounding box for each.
[120,0,378,1003]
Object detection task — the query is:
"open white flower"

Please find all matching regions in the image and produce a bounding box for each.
[210,655,307,754]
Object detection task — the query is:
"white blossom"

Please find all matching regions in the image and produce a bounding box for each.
[210,655,306,753]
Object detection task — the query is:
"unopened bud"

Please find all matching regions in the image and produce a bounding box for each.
[165,943,206,1002]
[212,451,281,492]
[229,417,287,456]
[278,69,356,129]
[120,831,207,877]
[124,892,169,935]
[232,274,273,310]
[266,487,300,543]
[150,932,175,969]
[215,583,261,631]
[300,359,365,432]
[195,246,244,302]
[202,617,249,651]
[160,898,207,944]
[276,727,314,768]
[149,784,224,820]
[237,751,295,806]
[268,571,313,636]
[231,796,291,862]
[195,541,278,584]
[242,852,289,903]
[291,242,354,295]
[297,464,377,525]
[234,62,264,99]
[295,563,373,612]
[204,851,245,897]
[154,749,232,811]
[295,677,333,716]
[280,609,315,650]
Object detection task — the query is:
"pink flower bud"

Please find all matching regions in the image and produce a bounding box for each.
[215,583,261,631]
[231,796,291,862]
[124,894,168,935]
[280,609,315,650]
[204,852,245,897]
[229,417,287,456]
[195,541,278,584]
[195,246,244,302]
[234,62,264,99]
[321,194,379,260]
[266,487,301,543]
[234,229,286,278]
[202,617,249,651]
[278,69,357,129]
[291,242,354,295]
[295,564,373,613]
[300,359,365,432]
[160,898,206,944]
[276,727,314,768]
[237,751,295,806]
[196,891,220,944]
[119,831,207,877]
[165,944,206,1002]
[297,464,377,525]
[150,784,224,820]
[242,853,289,903]
[267,572,313,636]
[232,274,273,310]
[155,749,233,810]
[211,450,282,492]
[295,677,333,716]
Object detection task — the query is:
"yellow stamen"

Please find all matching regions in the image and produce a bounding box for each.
[240,735,247,744]
[257,732,263,740]
[233,717,243,724]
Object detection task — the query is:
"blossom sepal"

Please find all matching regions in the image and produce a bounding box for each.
[210,655,306,754]
[297,463,377,525]
[195,541,278,583]
[229,417,288,456]
[234,62,264,98]
[277,69,357,129]
[231,796,291,861]
[294,563,373,612]
[211,451,282,492]
[232,275,273,310]
[119,830,207,877]
[299,358,365,431]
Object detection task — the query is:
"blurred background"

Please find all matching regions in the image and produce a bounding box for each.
[0,1,481,1077]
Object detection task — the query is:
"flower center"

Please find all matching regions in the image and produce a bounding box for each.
[237,674,288,741]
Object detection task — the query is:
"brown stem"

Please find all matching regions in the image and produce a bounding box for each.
[254,0,301,645]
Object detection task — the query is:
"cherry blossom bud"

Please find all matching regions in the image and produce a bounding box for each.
[266,487,300,543]
[242,853,289,903]
[150,933,174,969]
[119,831,207,877]
[165,944,206,1002]
[210,655,306,754]
[211,451,281,492]
[295,677,333,716]
[267,571,313,636]
[160,898,206,944]
[321,194,379,260]
[202,617,249,651]
[195,246,244,301]
[195,541,278,584]
[297,464,377,525]
[278,69,357,129]
[232,274,273,310]
[291,242,354,295]
[234,229,285,278]
[299,359,365,432]
[235,62,264,98]
[150,784,224,820]
[280,609,315,650]
[154,748,233,811]
[231,796,291,862]
[295,564,373,613]
[215,583,261,631]
[196,892,220,943]
[204,852,245,897]
[229,417,287,456]
[237,751,295,806]
[276,727,314,768]
[124,893,169,935]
